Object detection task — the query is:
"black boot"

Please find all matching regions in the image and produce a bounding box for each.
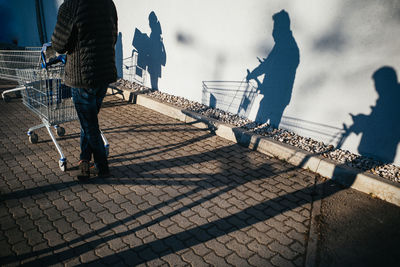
[77,160,90,181]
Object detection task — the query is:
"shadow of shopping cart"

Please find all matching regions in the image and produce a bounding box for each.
[122,50,147,85]
[202,80,259,118]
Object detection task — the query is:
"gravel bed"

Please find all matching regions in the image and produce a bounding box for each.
[111,79,400,183]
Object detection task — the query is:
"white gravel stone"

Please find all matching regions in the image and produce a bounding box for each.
[112,79,400,184]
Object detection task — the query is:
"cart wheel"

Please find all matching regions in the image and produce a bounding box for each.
[105,146,109,157]
[56,127,65,137]
[59,160,67,172]
[3,95,10,103]
[29,133,38,144]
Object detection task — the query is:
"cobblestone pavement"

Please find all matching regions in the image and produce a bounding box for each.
[0,94,318,266]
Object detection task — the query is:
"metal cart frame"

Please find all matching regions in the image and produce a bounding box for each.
[0,44,109,171]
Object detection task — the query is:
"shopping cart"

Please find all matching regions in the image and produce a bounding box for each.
[122,50,146,85]
[202,80,259,118]
[0,43,109,171]
[0,47,41,101]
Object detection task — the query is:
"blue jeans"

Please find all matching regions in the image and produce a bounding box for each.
[71,87,108,173]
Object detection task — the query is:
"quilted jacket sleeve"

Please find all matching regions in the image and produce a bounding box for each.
[51,1,75,54]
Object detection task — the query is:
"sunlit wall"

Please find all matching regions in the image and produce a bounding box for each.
[2,0,399,165]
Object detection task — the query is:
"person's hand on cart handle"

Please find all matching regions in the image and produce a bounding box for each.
[41,42,66,68]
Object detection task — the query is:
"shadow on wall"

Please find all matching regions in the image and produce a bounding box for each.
[132,11,166,90]
[338,66,400,164]
[201,10,299,127]
[115,32,123,78]
[246,9,300,128]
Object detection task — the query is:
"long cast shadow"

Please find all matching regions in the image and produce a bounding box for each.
[337,66,400,164]
[1,101,381,266]
[1,139,316,265]
[245,10,299,128]
[1,129,370,266]
[132,11,166,90]
[8,175,330,266]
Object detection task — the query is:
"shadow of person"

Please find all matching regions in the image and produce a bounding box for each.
[339,66,400,164]
[132,11,166,90]
[246,10,299,128]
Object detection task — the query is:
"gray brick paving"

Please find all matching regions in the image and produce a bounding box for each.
[0,95,318,266]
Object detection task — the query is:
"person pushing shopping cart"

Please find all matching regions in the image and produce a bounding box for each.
[51,0,118,180]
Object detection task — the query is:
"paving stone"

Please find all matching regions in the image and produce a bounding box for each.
[204,239,232,258]
[26,206,45,221]
[161,252,189,266]
[286,229,307,246]
[59,189,78,202]
[171,214,194,229]
[268,241,298,260]
[283,218,308,234]
[247,228,273,245]
[103,200,124,215]
[43,229,64,247]
[9,206,27,219]
[12,240,32,255]
[53,218,74,235]
[76,191,95,203]
[248,254,274,267]
[92,191,110,204]
[95,244,115,258]
[52,198,71,211]
[86,199,106,214]
[15,216,36,232]
[203,251,230,266]
[226,252,252,266]
[190,243,211,257]
[71,219,92,235]
[247,239,276,259]
[62,230,80,243]
[111,224,129,236]
[5,227,25,245]
[62,208,81,223]
[148,223,171,239]
[0,239,13,257]
[181,249,210,266]
[121,233,143,247]
[115,210,131,221]
[69,199,89,213]
[79,209,99,224]
[227,236,255,257]
[266,228,293,246]
[97,210,117,225]
[107,237,128,252]
[43,207,63,222]
[270,253,296,267]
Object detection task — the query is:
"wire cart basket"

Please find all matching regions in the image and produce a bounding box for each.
[0,47,42,101]
[122,50,146,85]
[202,80,259,118]
[0,44,109,171]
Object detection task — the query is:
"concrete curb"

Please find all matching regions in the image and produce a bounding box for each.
[107,88,400,207]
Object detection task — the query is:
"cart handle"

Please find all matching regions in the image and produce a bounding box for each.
[41,42,66,68]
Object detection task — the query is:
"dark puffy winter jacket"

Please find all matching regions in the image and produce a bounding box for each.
[51,0,118,89]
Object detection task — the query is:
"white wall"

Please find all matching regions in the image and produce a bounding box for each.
[2,0,399,165]
[116,0,400,165]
